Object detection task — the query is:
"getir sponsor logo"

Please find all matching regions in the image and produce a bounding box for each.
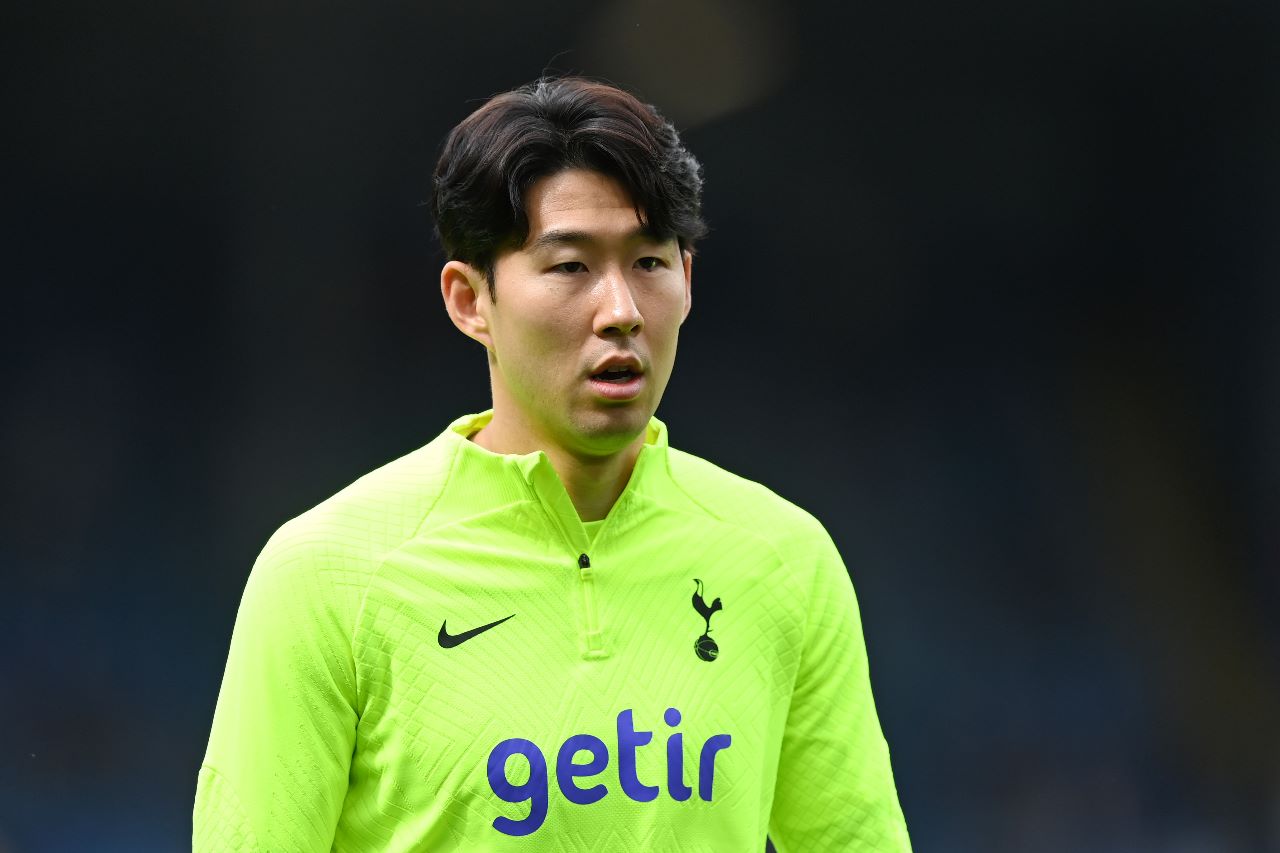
[486,707,733,836]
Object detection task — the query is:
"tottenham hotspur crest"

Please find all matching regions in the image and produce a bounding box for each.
[690,579,724,662]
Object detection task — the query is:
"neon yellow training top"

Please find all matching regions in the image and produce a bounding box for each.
[194,410,910,852]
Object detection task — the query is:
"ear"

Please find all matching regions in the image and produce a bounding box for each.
[680,249,693,324]
[440,260,494,350]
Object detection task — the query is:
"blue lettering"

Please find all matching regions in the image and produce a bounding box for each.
[616,708,659,802]
[486,738,548,836]
[664,707,692,801]
[556,734,609,805]
[698,733,732,801]
[486,708,732,835]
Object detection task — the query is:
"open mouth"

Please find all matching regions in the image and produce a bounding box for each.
[591,367,638,383]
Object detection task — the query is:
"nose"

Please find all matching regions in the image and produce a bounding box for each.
[595,267,643,337]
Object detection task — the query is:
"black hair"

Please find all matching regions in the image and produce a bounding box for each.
[431,77,708,300]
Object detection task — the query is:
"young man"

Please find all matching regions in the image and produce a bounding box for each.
[195,77,910,851]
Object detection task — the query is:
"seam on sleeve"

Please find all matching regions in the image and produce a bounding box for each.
[784,521,831,703]
[655,471,794,569]
[195,763,260,853]
[350,438,463,711]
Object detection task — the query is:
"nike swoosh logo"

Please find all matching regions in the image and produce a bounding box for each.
[438,614,515,648]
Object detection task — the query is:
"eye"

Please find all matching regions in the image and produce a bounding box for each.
[550,261,587,274]
[636,257,667,272]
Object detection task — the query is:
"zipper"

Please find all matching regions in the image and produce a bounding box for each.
[577,553,606,659]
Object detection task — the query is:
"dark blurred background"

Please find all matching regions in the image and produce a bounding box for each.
[3,0,1278,850]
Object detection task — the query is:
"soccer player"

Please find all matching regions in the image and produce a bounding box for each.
[194,77,910,851]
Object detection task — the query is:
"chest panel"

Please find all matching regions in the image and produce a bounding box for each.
[343,506,807,849]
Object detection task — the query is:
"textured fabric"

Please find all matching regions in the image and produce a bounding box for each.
[195,410,909,852]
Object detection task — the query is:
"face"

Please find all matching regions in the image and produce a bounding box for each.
[448,168,692,458]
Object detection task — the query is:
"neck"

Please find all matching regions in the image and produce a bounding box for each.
[470,408,647,523]
[548,437,644,523]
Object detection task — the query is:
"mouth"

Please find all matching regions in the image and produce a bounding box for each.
[587,367,645,401]
[589,366,640,383]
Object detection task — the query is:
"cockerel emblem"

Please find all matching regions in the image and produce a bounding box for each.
[691,578,723,662]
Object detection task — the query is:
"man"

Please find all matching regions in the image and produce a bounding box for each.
[195,77,910,851]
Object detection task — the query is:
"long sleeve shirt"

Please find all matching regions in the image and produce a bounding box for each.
[194,410,910,851]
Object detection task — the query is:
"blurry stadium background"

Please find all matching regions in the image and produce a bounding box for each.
[4,0,1278,850]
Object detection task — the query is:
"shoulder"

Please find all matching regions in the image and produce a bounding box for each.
[663,445,830,549]
[252,433,459,586]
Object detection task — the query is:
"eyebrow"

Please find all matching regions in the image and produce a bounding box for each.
[524,227,670,254]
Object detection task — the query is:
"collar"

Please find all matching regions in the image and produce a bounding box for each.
[439,410,670,553]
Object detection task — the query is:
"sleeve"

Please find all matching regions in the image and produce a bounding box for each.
[768,523,911,852]
[193,524,364,852]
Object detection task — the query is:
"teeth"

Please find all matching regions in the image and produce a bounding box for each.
[595,366,634,381]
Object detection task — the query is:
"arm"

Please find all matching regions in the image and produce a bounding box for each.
[194,525,363,852]
[769,525,910,852]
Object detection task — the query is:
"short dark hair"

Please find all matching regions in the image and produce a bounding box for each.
[431,77,708,299]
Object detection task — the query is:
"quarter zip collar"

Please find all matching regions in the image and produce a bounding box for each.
[441,410,669,553]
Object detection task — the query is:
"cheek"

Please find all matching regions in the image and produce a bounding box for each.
[644,296,686,355]
[493,297,583,376]
[521,310,580,364]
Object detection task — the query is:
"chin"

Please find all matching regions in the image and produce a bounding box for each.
[571,407,651,446]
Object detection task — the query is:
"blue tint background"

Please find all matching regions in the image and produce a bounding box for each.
[4,0,1278,850]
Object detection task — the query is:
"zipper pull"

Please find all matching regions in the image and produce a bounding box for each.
[578,553,591,569]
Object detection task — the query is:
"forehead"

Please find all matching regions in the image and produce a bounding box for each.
[521,169,646,245]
